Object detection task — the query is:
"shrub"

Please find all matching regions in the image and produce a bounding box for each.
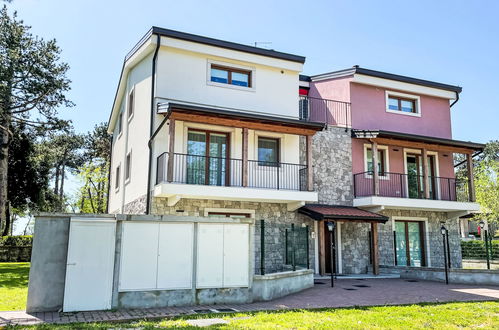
[0,235,33,262]
[461,240,499,260]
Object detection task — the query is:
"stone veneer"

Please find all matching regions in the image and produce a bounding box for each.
[122,195,147,214]
[152,198,316,274]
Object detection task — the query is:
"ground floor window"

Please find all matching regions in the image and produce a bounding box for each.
[207,212,251,219]
[394,220,426,267]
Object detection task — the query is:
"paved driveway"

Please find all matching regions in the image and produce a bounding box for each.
[1,278,498,326]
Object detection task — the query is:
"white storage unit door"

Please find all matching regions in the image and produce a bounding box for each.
[223,224,249,287]
[196,223,249,288]
[119,222,158,290]
[157,223,194,289]
[196,224,224,288]
[63,219,116,312]
[119,222,194,291]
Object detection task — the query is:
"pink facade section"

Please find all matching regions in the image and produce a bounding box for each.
[350,83,453,139]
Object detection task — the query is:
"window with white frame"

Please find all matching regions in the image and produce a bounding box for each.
[386,91,420,116]
[127,88,134,120]
[364,145,389,175]
[115,165,121,190]
[125,151,131,182]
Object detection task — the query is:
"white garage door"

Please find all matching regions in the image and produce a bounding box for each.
[63,219,116,312]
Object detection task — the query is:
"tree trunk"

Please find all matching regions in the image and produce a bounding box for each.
[0,117,10,235]
[96,181,103,213]
[59,161,66,211]
[54,164,60,196]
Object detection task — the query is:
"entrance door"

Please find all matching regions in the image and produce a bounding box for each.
[395,220,426,267]
[187,130,229,186]
[63,219,116,312]
[406,154,436,199]
[324,222,337,274]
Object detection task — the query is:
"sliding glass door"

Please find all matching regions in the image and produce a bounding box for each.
[186,130,229,186]
[395,220,426,267]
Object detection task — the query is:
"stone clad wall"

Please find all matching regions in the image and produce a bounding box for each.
[311,126,354,205]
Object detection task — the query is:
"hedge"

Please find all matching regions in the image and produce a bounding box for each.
[0,235,33,262]
[461,240,499,260]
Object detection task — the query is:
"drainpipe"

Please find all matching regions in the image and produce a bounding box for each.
[450,91,460,108]
[145,34,161,214]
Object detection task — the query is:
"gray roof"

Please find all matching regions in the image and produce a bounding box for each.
[309,66,462,93]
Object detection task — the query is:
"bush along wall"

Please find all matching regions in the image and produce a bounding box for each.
[461,240,499,260]
[0,235,33,262]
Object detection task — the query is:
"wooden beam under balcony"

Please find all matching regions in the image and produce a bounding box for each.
[371,141,380,196]
[242,128,248,187]
[169,112,319,136]
[370,137,474,154]
[167,118,175,182]
[467,154,476,202]
[422,148,430,199]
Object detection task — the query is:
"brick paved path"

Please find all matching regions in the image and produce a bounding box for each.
[1,278,498,326]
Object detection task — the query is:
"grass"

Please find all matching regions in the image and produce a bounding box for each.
[0,262,30,311]
[6,301,499,329]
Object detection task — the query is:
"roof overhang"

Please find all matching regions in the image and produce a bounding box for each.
[158,101,325,135]
[309,66,461,100]
[299,204,389,223]
[352,129,485,153]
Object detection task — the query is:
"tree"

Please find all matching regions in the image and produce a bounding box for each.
[0,6,72,233]
[73,123,111,214]
[474,141,499,225]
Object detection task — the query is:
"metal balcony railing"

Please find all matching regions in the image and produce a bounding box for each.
[299,96,351,128]
[353,171,471,202]
[157,152,309,191]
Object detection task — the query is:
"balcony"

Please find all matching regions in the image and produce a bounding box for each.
[299,96,351,128]
[154,153,318,210]
[353,171,479,212]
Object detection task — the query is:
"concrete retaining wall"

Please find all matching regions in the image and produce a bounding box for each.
[252,269,314,301]
[382,266,499,286]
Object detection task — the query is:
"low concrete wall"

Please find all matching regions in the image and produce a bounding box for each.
[252,269,314,301]
[382,266,499,286]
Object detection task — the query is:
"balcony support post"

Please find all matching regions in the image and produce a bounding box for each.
[466,153,476,202]
[167,118,175,183]
[242,128,248,187]
[371,221,380,275]
[306,135,313,191]
[422,148,430,199]
[371,141,380,196]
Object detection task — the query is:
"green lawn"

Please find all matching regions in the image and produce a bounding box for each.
[0,262,30,311]
[7,301,499,329]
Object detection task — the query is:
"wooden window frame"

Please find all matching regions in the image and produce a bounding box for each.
[388,96,417,114]
[395,220,427,267]
[207,212,251,218]
[257,136,280,167]
[187,128,231,186]
[367,147,386,175]
[210,64,252,88]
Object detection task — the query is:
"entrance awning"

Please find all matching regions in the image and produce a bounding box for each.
[299,204,388,223]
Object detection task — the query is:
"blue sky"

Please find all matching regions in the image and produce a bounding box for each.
[7,0,499,143]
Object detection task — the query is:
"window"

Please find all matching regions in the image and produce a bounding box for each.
[258,137,279,166]
[115,165,121,190]
[208,212,251,219]
[366,148,386,175]
[118,112,123,135]
[388,96,416,113]
[210,65,251,87]
[125,152,131,182]
[127,89,134,119]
